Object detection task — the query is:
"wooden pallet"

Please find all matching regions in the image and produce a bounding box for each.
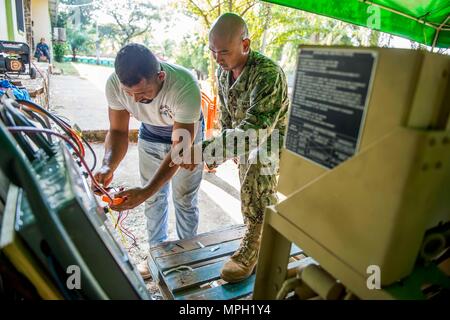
[147,224,305,300]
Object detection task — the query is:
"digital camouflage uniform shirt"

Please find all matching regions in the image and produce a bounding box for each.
[203,50,290,226]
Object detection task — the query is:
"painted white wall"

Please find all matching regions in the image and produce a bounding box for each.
[0,0,8,40]
[31,0,52,57]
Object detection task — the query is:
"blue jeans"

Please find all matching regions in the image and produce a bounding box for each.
[138,126,203,247]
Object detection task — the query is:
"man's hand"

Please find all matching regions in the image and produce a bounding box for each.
[109,187,149,211]
[205,162,219,171]
[178,151,199,171]
[92,165,114,195]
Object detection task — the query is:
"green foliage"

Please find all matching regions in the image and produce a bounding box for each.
[54,0,387,84]
[53,42,68,63]
[98,24,121,49]
[100,0,160,47]
[67,29,93,61]
[174,34,209,78]
[178,0,382,83]
[56,11,69,28]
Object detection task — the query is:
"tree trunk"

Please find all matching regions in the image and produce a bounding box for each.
[72,48,77,62]
[259,4,272,54]
[208,54,217,96]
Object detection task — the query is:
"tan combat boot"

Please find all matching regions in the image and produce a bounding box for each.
[137,260,152,280]
[220,223,263,283]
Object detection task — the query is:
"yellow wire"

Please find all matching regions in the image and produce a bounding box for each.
[107,208,127,246]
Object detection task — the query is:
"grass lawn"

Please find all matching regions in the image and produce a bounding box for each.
[53,61,80,76]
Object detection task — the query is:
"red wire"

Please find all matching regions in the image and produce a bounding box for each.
[114,211,122,229]
[16,101,86,157]
[119,210,137,246]
[7,127,140,249]
[7,127,113,202]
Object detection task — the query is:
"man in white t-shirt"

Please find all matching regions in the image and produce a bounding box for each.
[93,43,204,279]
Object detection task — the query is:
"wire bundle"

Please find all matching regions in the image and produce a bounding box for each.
[0,97,108,196]
[1,97,139,250]
[107,208,138,250]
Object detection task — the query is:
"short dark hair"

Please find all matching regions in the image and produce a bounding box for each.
[114,43,160,87]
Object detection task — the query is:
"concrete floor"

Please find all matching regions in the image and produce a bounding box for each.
[50,63,140,131]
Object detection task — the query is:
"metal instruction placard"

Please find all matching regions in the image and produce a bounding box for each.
[286,48,377,169]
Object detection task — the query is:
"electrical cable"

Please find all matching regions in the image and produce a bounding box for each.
[5,116,137,254]
[106,207,137,249]
[106,208,127,245]
[82,135,97,171]
[0,107,39,161]
[119,210,137,247]
[19,103,52,129]
[19,107,50,129]
[16,100,85,156]
[51,112,97,171]
[20,108,54,143]
[3,104,54,156]
[6,126,113,202]
[13,100,96,171]
[14,99,85,157]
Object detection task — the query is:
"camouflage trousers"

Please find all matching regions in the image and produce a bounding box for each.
[233,162,279,266]
[239,162,279,224]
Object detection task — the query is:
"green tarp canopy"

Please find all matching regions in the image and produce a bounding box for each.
[261,0,450,48]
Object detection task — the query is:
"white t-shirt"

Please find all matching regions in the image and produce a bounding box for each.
[105,61,201,126]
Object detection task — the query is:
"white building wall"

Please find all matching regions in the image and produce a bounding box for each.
[31,0,52,56]
[0,0,8,40]
[12,0,27,42]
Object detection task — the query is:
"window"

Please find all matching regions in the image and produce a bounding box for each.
[15,0,25,33]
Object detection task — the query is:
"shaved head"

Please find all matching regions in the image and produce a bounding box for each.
[210,13,249,42]
[208,13,251,75]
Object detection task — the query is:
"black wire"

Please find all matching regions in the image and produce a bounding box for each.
[51,112,97,172]
[7,99,97,176]
[0,107,36,161]
[52,114,71,124]
[15,99,66,131]
[50,113,70,127]
[14,99,82,154]
[3,104,54,157]
[82,136,97,171]
[5,104,53,153]
[6,127,113,202]
[9,113,54,157]
[21,108,50,129]
[20,108,53,142]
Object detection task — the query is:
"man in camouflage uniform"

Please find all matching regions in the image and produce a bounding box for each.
[200,13,289,282]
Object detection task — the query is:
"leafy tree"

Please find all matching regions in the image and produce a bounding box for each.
[178,0,258,92]
[146,38,176,61]
[68,29,93,61]
[99,0,160,47]
[98,23,122,53]
[174,34,209,79]
[178,0,382,89]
